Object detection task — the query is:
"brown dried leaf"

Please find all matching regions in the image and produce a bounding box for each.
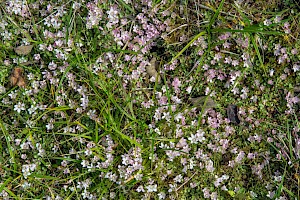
[15,45,33,55]
[9,67,26,88]
[227,104,240,125]
[12,67,24,78]
[146,57,161,83]
[9,76,18,86]
[189,96,216,111]
[17,77,26,88]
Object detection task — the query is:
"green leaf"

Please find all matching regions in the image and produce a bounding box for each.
[228,190,235,197]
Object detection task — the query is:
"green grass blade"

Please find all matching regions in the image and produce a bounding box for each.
[250,33,266,73]
[207,0,225,33]
[169,31,206,64]
[0,120,17,172]
[0,177,12,193]
[3,187,17,198]
[116,0,134,13]
[275,163,287,198]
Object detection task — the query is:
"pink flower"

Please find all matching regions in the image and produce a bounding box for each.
[158,96,168,106]
[172,77,181,89]
[231,60,239,66]
[214,53,222,61]
[223,41,231,49]
[218,32,231,40]
[274,15,281,23]
[268,80,273,85]
[224,57,232,64]
[291,49,298,55]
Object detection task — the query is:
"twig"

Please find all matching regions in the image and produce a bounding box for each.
[175,171,197,191]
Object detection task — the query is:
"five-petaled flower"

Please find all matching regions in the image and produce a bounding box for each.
[14,102,25,113]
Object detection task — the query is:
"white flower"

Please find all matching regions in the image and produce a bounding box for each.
[293,64,299,72]
[46,122,54,130]
[158,192,166,200]
[188,129,206,144]
[186,86,192,94]
[171,96,181,104]
[14,102,25,113]
[154,128,161,135]
[9,91,17,99]
[267,191,275,199]
[85,149,93,156]
[174,113,183,122]
[263,19,272,26]
[0,85,6,94]
[174,174,183,183]
[188,133,197,144]
[146,184,157,192]
[205,160,215,172]
[196,129,206,142]
[136,185,144,192]
[81,160,89,168]
[202,187,211,198]
[22,181,31,189]
[269,69,275,76]
[250,191,258,198]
